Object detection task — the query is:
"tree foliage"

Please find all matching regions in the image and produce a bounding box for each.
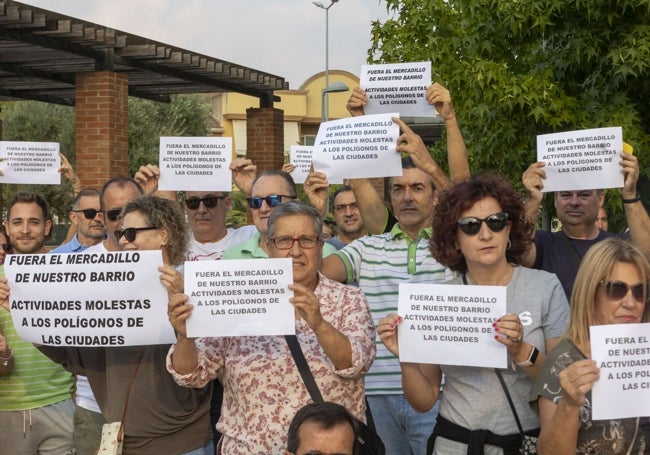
[370,0,650,231]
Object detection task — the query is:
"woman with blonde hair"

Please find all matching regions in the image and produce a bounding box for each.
[533,237,650,454]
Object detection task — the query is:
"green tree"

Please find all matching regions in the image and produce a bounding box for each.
[370,0,650,231]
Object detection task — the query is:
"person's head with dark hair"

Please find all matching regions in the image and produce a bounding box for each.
[285,402,358,455]
[387,156,437,240]
[118,195,188,266]
[100,177,144,251]
[69,188,105,246]
[431,173,534,273]
[329,185,363,244]
[248,169,298,238]
[4,191,52,254]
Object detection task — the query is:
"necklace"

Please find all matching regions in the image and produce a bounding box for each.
[465,264,514,286]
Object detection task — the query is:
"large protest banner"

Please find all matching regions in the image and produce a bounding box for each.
[4,250,174,346]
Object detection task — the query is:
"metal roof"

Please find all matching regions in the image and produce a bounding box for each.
[0,0,288,106]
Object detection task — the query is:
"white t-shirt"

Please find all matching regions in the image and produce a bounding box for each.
[186,225,257,261]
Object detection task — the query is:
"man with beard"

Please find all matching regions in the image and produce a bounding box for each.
[0,192,75,454]
[326,186,368,250]
[51,188,106,253]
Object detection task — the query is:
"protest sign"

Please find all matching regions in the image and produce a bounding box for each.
[312,113,402,181]
[360,61,434,117]
[397,283,507,368]
[158,136,232,191]
[184,258,295,337]
[4,250,174,346]
[591,323,650,420]
[289,146,313,184]
[536,127,623,192]
[0,141,60,185]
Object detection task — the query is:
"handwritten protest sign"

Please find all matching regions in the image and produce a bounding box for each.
[591,323,650,420]
[360,62,434,117]
[185,258,295,337]
[536,127,623,192]
[312,113,402,181]
[4,251,174,346]
[397,283,507,368]
[158,136,232,191]
[0,141,60,185]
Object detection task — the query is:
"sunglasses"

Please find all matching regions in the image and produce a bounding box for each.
[269,235,321,250]
[457,212,509,236]
[1,243,11,254]
[600,280,647,303]
[72,208,103,220]
[114,226,158,243]
[246,194,294,209]
[105,208,122,222]
[184,195,225,210]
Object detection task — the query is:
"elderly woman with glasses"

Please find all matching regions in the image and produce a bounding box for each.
[167,201,376,454]
[378,173,570,454]
[533,238,650,454]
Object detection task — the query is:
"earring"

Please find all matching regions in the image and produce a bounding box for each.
[507,239,512,250]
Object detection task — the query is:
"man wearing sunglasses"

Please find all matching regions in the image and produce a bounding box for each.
[84,177,144,254]
[521,151,650,299]
[0,192,76,454]
[222,169,337,260]
[51,189,106,254]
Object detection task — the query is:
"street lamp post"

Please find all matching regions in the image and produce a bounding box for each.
[313,0,340,122]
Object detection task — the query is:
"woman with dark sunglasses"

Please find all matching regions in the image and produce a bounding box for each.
[378,173,569,454]
[533,238,649,454]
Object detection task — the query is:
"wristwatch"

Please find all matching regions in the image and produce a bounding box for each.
[514,345,539,368]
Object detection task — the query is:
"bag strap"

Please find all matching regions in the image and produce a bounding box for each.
[120,349,144,423]
[285,334,324,402]
[494,368,524,436]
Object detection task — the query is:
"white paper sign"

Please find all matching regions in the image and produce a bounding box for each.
[184,258,295,337]
[536,127,623,192]
[397,283,507,368]
[312,113,402,181]
[0,141,61,184]
[289,146,313,184]
[158,136,232,191]
[360,62,435,117]
[590,323,650,420]
[4,251,175,346]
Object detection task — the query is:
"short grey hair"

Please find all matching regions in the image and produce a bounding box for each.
[267,200,323,240]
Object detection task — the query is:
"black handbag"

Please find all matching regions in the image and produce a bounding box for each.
[495,369,539,455]
[285,335,386,455]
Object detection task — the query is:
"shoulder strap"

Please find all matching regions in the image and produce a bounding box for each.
[285,335,324,402]
[494,368,524,436]
[120,349,144,423]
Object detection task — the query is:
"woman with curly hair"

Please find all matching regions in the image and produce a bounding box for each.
[378,173,569,454]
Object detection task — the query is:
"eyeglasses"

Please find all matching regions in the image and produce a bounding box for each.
[457,212,509,236]
[105,208,123,222]
[333,202,359,212]
[246,194,294,209]
[600,280,647,303]
[72,208,103,220]
[184,195,225,210]
[114,226,158,243]
[1,243,11,254]
[268,235,321,250]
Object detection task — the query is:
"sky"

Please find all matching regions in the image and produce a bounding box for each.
[20,0,392,89]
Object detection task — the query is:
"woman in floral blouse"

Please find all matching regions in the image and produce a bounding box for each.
[166,201,376,454]
[533,238,649,454]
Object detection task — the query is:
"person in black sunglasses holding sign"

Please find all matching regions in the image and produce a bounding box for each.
[51,189,106,254]
[533,237,650,454]
[378,174,569,455]
[222,169,338,260]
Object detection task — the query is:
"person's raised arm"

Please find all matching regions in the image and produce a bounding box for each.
[303,171,329,219]
[230,158,257,196]
[346,87,367,117]
[58,153,81,195]
[167,292,199,374]
[377,314,443,412]
[348,178,389,235]
[134,164,176,200]
[537,359,599,455]
[619,152,650,254]
[520,162,546,267]
[427,83,470,183]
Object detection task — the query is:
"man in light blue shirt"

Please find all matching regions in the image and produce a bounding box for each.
[51,188,105,253]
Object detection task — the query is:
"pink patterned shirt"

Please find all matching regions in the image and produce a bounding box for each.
[166,273,375,454]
